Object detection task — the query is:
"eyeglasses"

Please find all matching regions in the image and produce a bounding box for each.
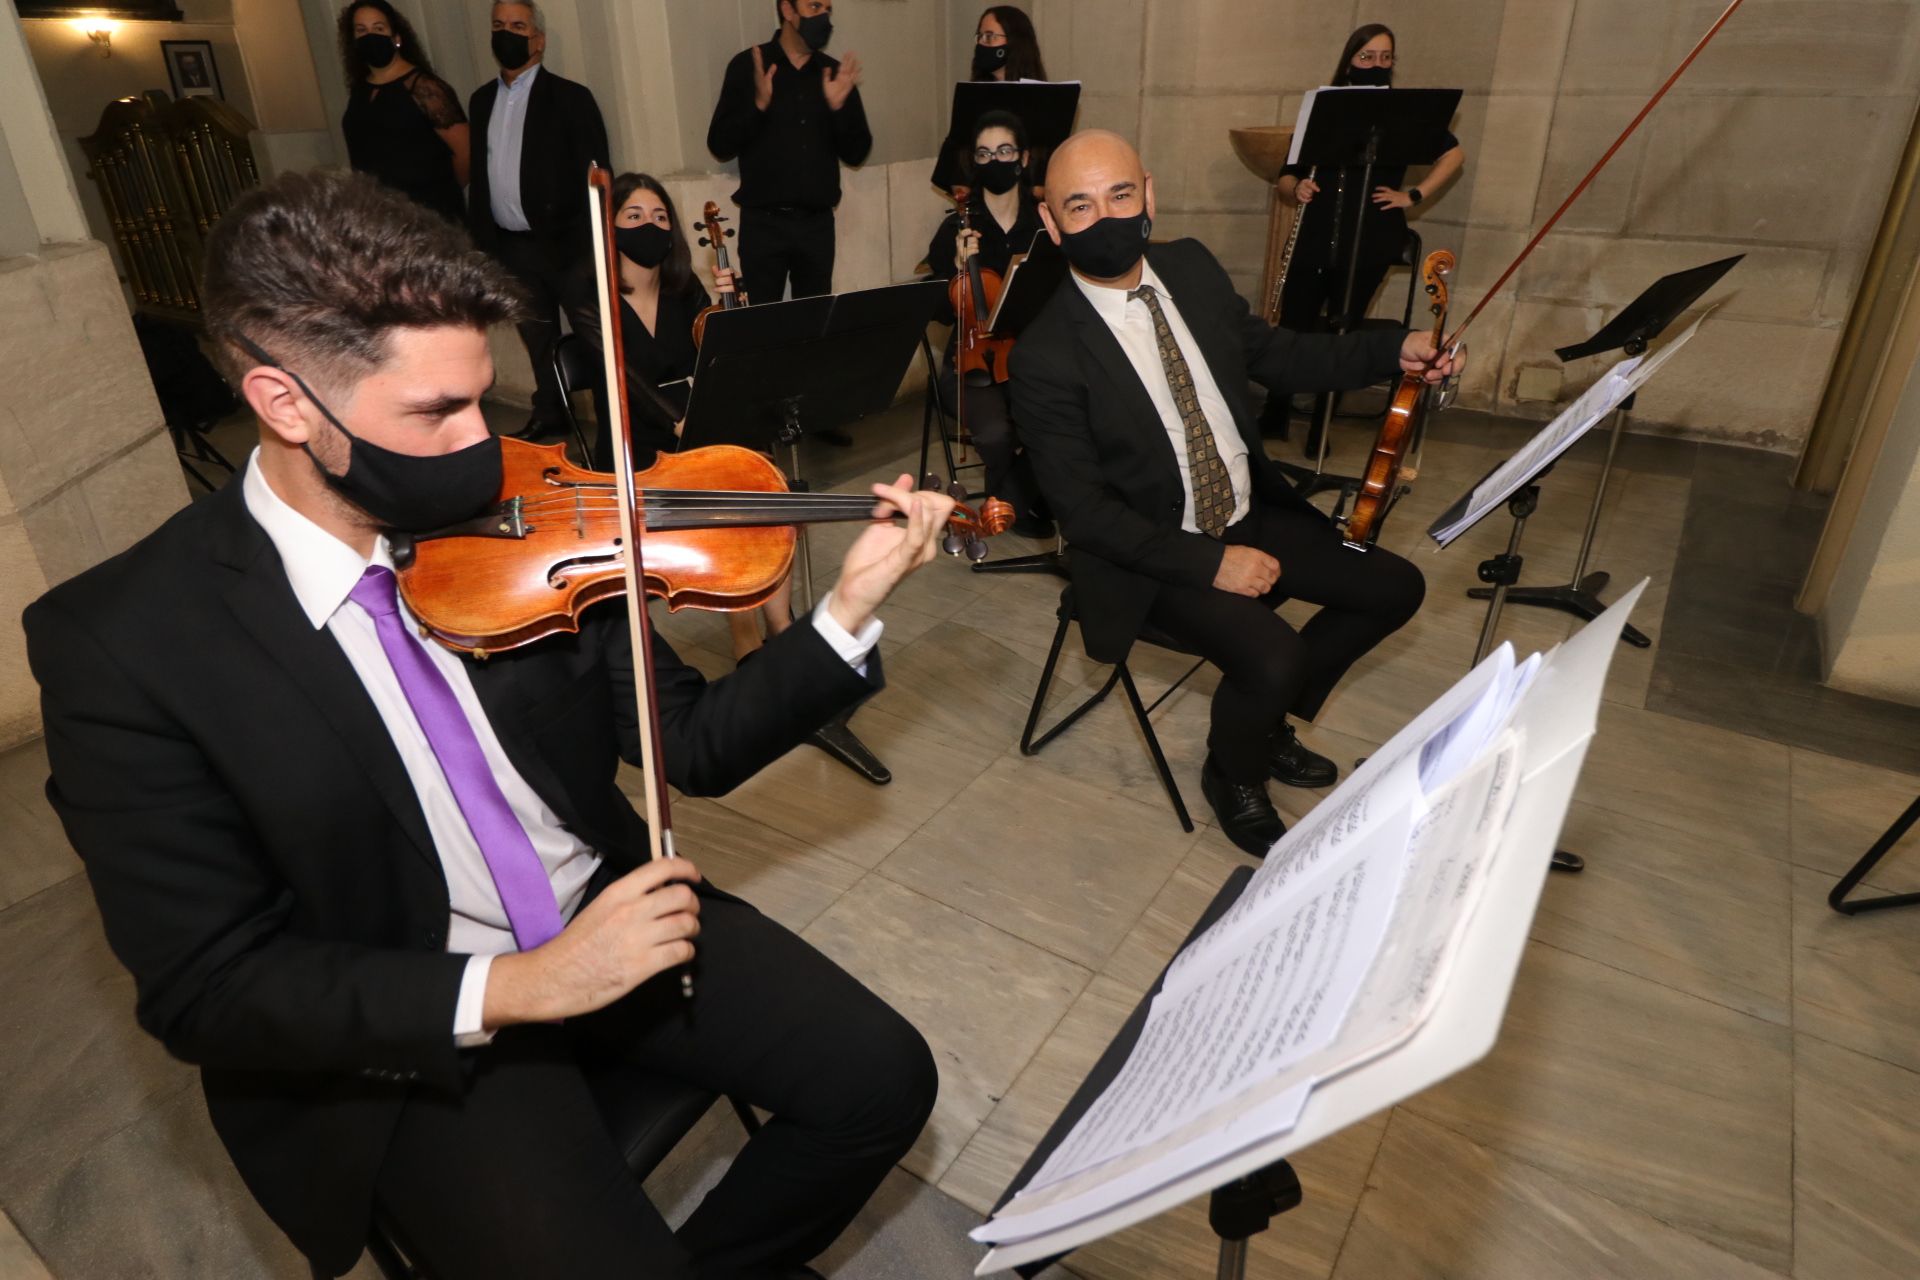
[1352,49,1394,66]
[976,31,1007,45]
[973,144,1020,162]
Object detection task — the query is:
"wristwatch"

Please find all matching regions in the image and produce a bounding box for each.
[1408,187,1424,205]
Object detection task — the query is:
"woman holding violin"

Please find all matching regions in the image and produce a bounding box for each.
[925,109,1051,536]
[603,172,737,473]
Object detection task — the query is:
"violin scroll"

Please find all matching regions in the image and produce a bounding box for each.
[925,474,1015,563]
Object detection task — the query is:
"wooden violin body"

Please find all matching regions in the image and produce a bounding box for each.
[1344,249,1454,547]
[394,438,1015,657]
[949,190,1015,384]
[397,439,797,655]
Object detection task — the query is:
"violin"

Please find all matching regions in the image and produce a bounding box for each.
[691,201,745,347]
[948,187,1015,385]
[1343,250,1452,547]
[393,436,1013,656]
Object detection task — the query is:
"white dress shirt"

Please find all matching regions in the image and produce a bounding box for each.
[241,451,881,1044]
[1074,262,1252,532]
[486,62,540,232]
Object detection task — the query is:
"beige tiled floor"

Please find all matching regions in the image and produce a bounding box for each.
[3,413,1919,1279]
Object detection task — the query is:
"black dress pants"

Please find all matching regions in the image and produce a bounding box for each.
[371,891,938,1280]
[491,230,601,420]
[1145,503,1425,784]
[739,208,836,303]
[937,368,1046,523]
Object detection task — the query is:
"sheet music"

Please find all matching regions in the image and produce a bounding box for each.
[972,586,1648,1264]
[1427,310,1711,548]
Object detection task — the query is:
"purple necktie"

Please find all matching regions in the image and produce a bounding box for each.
[349,565,565,950]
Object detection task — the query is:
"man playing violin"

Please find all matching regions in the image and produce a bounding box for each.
[1009,130,1459,856]
[22,171,948,1280]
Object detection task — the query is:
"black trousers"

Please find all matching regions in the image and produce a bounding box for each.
[937,369,1046,523]
[739,208,836,303]
[1146,503,1425,784]
[371,891,937,1279]
[491,230,602,419]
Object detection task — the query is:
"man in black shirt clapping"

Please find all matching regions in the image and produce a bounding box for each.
[707,0,872,306]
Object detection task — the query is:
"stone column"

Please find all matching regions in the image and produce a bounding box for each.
[0,6,189,749]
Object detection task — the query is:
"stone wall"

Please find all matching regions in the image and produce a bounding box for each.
[1000,0,1920,451]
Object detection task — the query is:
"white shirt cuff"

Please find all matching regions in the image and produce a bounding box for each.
[453,954,497,1048]
[811,591,884,677]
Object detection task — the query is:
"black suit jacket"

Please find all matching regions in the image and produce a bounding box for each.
[467,65,610,251]
[1006,239,1408,663]
[21,475,877,1274]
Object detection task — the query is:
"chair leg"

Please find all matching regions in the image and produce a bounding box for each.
[1021,613,1122,755]
[1829,792,1920,915]
[729,1095,764,1136]
[1118,665,1194,833]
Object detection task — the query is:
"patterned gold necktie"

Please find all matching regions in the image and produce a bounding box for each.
[1129,283,1234,537]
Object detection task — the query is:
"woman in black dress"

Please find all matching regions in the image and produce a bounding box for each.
[336,0,469,224]
[1270,23,1465,450]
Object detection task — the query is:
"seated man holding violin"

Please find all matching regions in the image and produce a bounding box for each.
[22,170,947,1280]
[1009,130,1458,856]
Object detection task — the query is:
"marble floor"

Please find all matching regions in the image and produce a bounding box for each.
[4,401,1919,1279]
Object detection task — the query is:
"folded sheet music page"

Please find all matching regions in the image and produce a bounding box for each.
[972,583,1648,1270]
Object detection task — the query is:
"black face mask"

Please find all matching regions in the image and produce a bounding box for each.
[615,222,674,269]
[239,337,504,534]
[976,158,1023,196]
[1059,213,1152,280]
[1345,65,1393,87]
[356,32,399,69]
[972,42,1007,79]
[796,12,833,51]
[490,29,531,69]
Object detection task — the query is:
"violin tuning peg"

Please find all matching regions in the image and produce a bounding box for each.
[947,479,968,502]
[921,473,943,493]
[942,533,964,557]
[966,537,989,563]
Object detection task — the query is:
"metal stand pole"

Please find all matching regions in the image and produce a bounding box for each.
[1208,1159,1303,1280]
[776,400,893,786]
[1472,483,1584,874]
[1466,395,1651,649]
[1828,793,1920,915]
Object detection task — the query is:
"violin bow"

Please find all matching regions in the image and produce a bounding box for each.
[585,164,693,997]
[1445,0,1749,351]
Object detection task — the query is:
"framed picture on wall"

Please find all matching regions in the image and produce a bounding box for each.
[161,40,222,100]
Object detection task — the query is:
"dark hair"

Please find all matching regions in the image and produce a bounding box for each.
[1332,23,1394,86]
[203,170,523,391]
[977,6,1047,82]
[610,172,696,300]
[968,109,1035,194]
[336,0,435,85]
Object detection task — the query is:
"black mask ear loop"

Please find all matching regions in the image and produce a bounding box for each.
[233,334,358,472]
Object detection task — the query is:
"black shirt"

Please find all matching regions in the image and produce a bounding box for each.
[619,277,711,466]
[1284,128,1459,269]
[924,187,1045,324]
[707,38,872,212]
[342,69,466,224]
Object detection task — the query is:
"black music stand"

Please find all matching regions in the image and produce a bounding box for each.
[931,79,1082,193]
[989,867,1304,1280]
[1466,256,1743,647]
[682,279,948,785]
[967,229,1071,577]
[1271,86,1461,508]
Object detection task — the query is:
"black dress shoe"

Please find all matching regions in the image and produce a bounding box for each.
[1270,725,1338,789]
[1202,755,1285,857]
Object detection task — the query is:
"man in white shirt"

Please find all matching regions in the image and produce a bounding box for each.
[25,171,947,1280]
[1009,130,1458,855]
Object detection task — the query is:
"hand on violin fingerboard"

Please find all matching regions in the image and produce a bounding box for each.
[954,228,982,273]
[827,474,957,635]
[712,265,738,297]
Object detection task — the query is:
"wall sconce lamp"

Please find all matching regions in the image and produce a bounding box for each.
[75,16,116,58]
